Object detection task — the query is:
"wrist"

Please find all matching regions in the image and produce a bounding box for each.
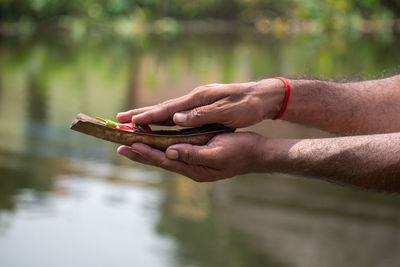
[254,136,299,173]
[283,79,340,121]
[253,79,287,120]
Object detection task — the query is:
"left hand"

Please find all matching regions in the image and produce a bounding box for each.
[116,79,285,128]
[117,132,265,182]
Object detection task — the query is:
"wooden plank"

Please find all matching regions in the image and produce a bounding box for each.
[70,113,235,151]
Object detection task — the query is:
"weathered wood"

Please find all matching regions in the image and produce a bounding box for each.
[70,113,235,151]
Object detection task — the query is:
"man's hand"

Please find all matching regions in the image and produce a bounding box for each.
[118,75,400,134]
[115,75,400,192]
[116,79,285,128]
[117,132,265,181]
[117,128,400,192]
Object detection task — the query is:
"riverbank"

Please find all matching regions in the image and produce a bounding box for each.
[1,17,399,38]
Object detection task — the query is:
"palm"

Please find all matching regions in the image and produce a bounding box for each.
[117,132,263,182]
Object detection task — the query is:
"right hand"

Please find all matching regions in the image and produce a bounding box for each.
[118,132,268,182]
[116,79,286,128]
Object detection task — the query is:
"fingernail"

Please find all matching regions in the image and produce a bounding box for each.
[117,147,130,157]
[166,149,179,160]
[117,112,127,116]
[174,112,187,123]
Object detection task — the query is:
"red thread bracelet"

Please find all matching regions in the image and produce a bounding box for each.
[272,77,291,120]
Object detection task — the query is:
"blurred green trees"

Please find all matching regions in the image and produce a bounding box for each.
[1,0,399,34]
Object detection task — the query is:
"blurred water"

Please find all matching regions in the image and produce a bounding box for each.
[0,33,400,267]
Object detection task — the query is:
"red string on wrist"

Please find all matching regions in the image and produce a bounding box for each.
[272,77,291,120]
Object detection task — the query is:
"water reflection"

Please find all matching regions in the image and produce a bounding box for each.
[1,33,400,267]
[157,174,285,267]
[0,151,53,212]
[0,171,173,267]
[222,174,400,267]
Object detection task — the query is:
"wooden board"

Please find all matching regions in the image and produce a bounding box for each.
[70,113,235,151]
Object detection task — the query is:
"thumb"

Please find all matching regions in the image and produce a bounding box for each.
[166,144,213,165]
[173,105,221,127]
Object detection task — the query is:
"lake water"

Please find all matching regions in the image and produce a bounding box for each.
[1,32,400,267]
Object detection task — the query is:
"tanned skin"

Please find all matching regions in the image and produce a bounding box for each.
[116,75,400,192]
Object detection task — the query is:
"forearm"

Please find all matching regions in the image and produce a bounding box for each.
[275,75,400,134]
[257,133,400,192]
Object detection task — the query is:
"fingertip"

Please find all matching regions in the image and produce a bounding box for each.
[166,149,179,160]
[116,111,131,123]
[117,145,127,153]
[117,145,131,156]
[173,112,187,125]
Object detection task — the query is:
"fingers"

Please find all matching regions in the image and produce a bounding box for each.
[116,84,229,125]
[132,97,198,125]
[117,94,195,125]
[117,145,153,165]
[131,108,172,125]
[165,143,219,167]
[119,144,190,175]
[116,106,155,123]
[173,102,226,127]
[129,143,190,174]
[118,143,226,182]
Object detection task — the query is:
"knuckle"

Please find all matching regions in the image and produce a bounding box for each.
[163,103,174,117]
[156,101,174,115]
[181,149,196,164]
[191,87,209,102]
[190,108,200,119]
[189,107,205,120]
[192,86,205,95]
